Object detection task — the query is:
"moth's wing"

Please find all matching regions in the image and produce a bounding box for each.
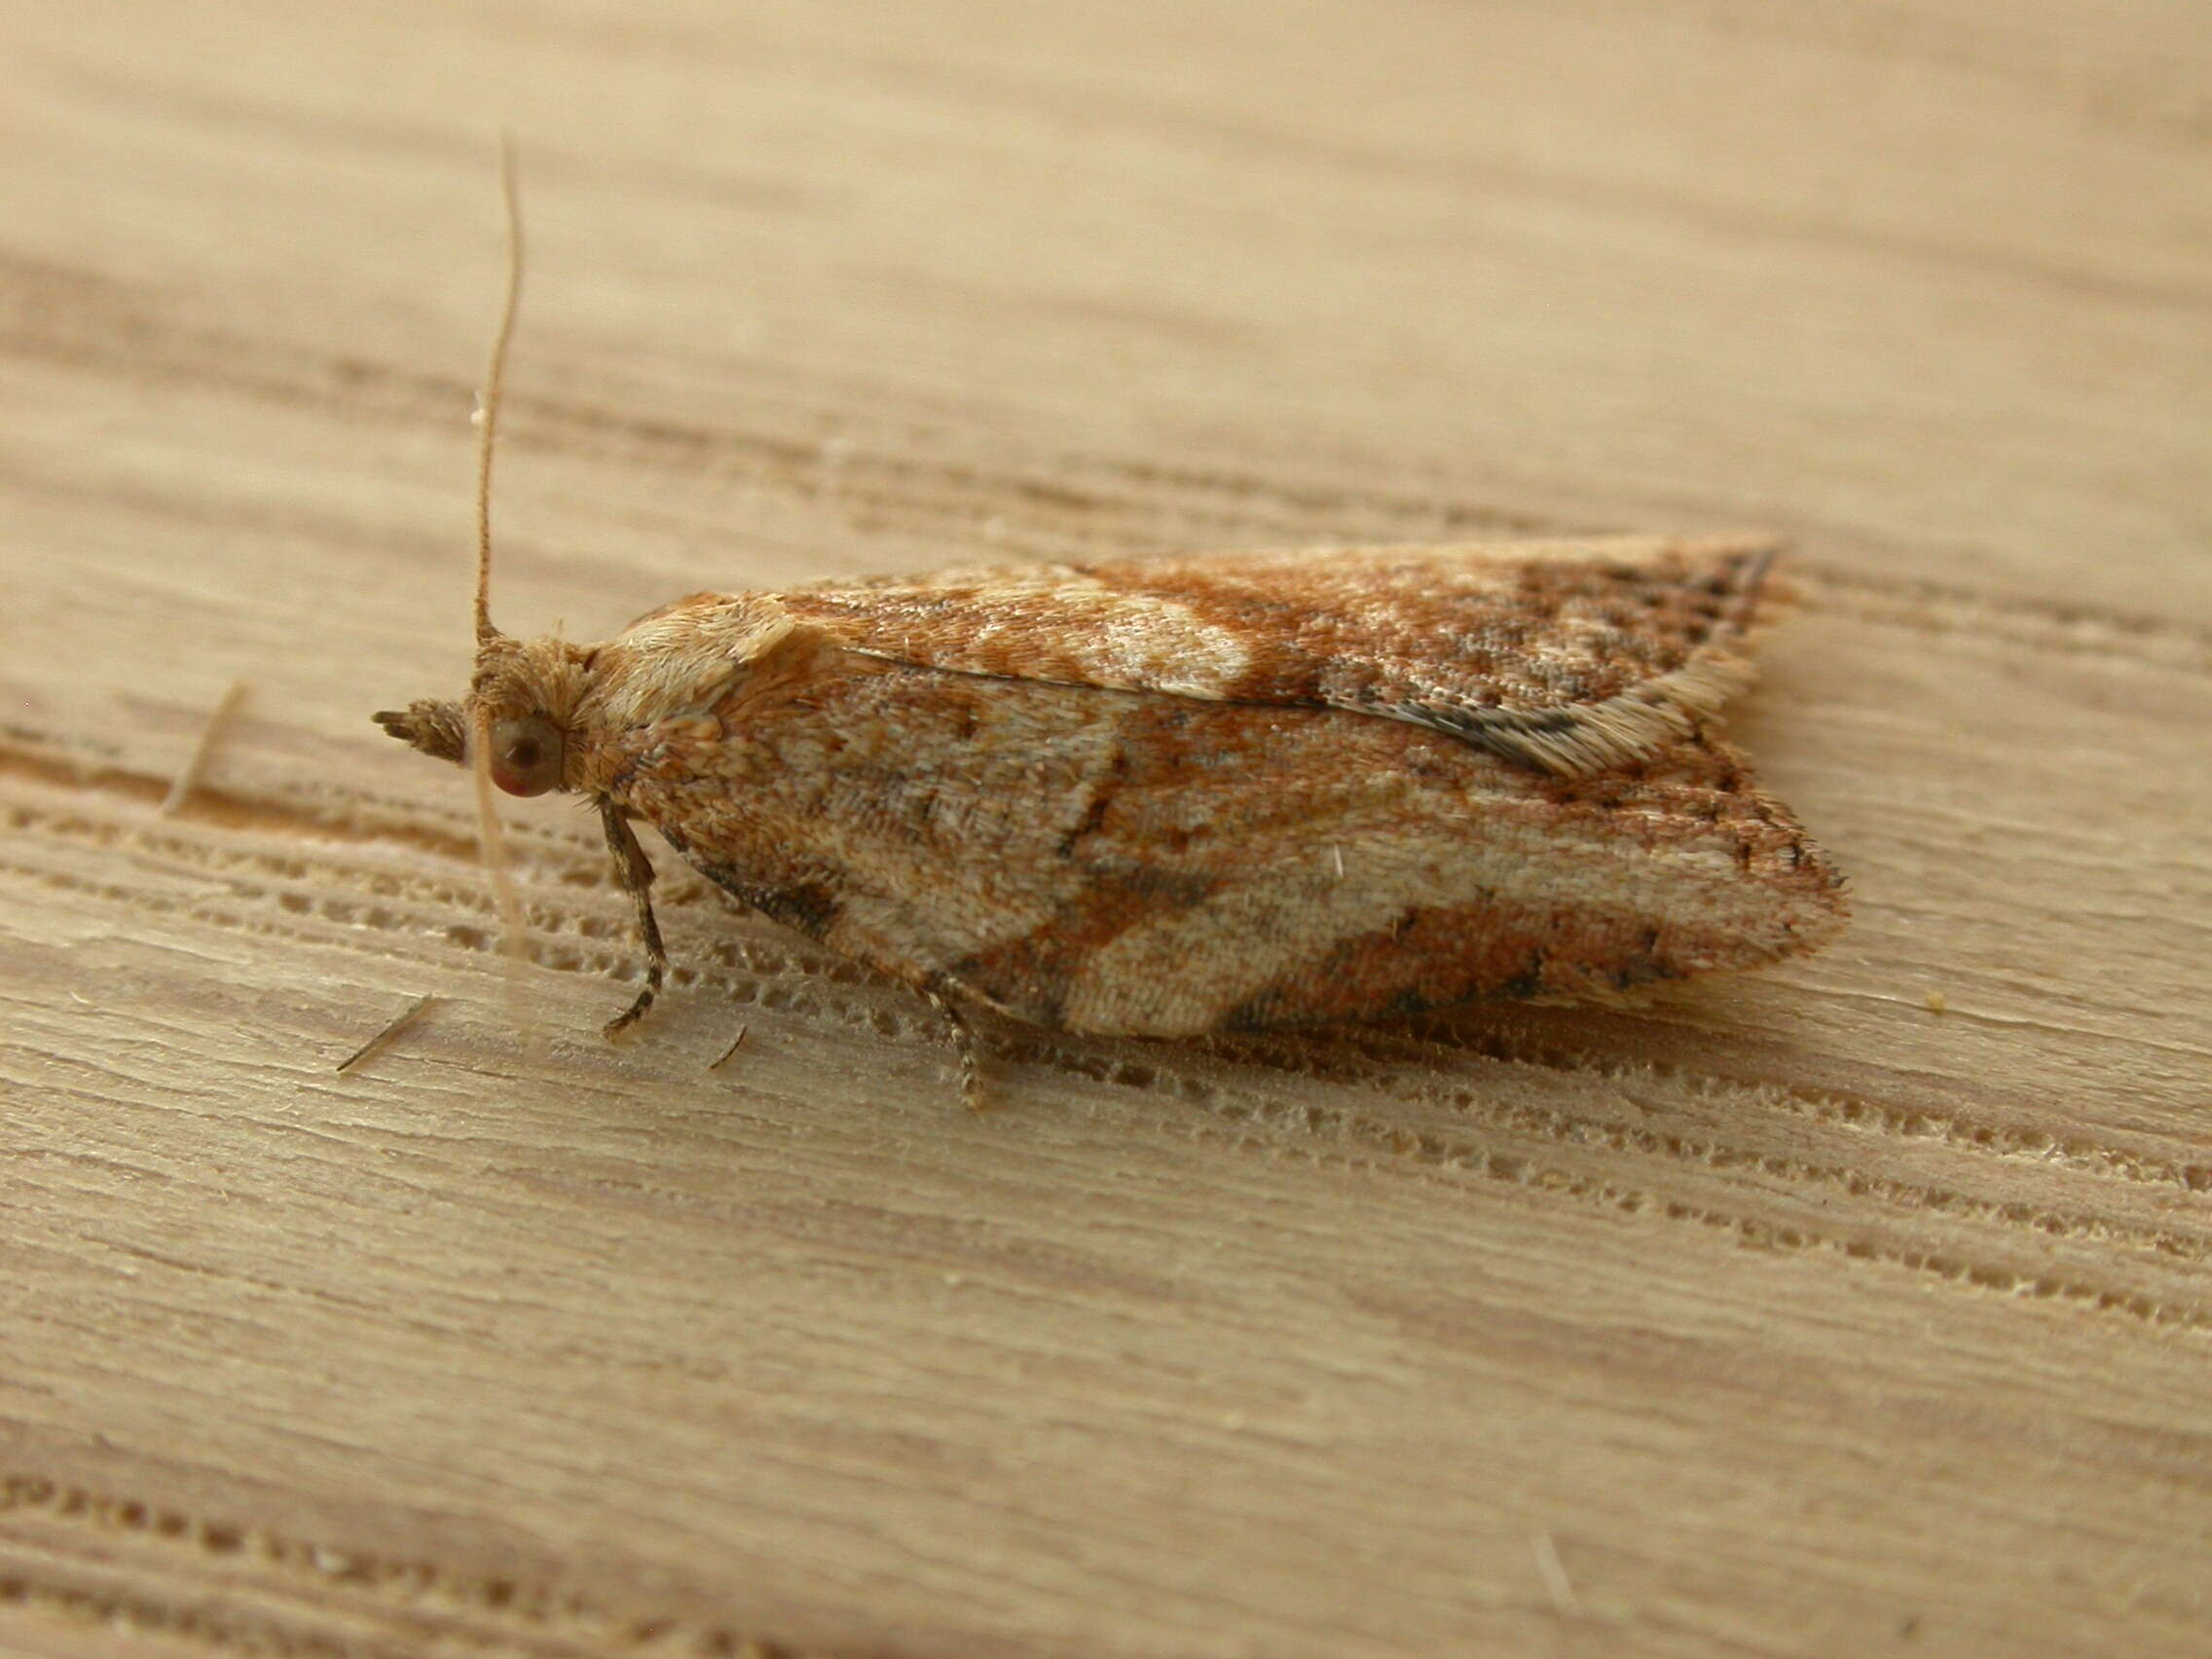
[775,535,1784,775]
[613,655,1846,1039]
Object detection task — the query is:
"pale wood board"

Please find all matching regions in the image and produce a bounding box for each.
[3,2,2209,1656]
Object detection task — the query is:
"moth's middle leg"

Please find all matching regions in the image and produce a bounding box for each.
[598,799,670,1039]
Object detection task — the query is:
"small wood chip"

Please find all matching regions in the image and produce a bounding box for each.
[1530,1530,1578,1617]
[337,994,438,1074]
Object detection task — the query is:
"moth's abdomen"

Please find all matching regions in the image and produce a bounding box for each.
[609,654,1844,1041]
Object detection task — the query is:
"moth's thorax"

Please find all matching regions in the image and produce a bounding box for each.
[559,592,823,793]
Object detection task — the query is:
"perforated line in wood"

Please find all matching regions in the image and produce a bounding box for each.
[8,757,2208,1334]
[17,732,2207,1227]
[8,737,2199,1203]
[0,1470,818,1659]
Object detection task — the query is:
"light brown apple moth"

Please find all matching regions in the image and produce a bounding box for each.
[377,167,1846,1103]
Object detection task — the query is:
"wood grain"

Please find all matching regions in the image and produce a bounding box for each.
[3,2,2207,1656]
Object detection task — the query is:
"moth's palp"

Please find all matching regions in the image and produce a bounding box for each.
[374,700,468,765]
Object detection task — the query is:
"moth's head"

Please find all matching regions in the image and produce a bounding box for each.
[375,630,595,796]
[369,151,802,815]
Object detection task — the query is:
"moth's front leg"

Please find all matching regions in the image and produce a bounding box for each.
[597,798,670,1039]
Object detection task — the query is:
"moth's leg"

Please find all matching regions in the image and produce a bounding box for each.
[920,980,986,1112]
[598,800,670,1040]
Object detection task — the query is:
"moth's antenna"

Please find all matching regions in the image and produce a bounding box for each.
[474,130,524,646]
[468,134,534,1019]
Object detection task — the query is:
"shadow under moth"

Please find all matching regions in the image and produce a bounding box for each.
[378,166,1846,1104]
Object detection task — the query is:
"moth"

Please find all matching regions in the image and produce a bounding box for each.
[377,168,1846,1101]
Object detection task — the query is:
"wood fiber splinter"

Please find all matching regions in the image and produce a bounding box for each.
[376,158,1847,1106]
[337,993,438,1075]
[161,680,250,815]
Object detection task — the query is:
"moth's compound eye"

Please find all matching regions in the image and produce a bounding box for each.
[488,716,565,796]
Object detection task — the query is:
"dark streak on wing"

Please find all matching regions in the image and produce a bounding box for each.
[691,863,845,940]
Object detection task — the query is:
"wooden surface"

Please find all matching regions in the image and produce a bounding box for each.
[3,2,2208,1655]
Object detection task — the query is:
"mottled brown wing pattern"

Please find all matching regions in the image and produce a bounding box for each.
[608,650,1845,1040]
[364,206,1846,1079]
[775,535,1780,775]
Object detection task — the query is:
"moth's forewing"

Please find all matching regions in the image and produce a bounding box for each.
[778,535,1778,774]
[608,653,1844,1039]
